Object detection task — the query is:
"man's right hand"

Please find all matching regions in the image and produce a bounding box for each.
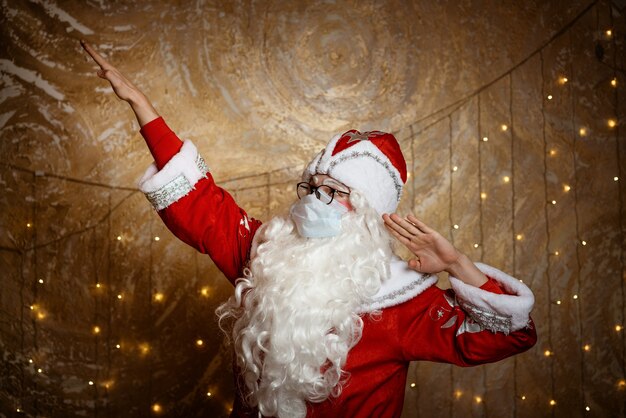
[81,40,159,127]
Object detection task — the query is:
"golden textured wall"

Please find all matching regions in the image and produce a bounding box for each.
[1,0,625,417]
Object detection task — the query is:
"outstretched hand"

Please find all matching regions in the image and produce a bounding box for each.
[81,40,159,126]
[382,213,461,275]
[81,40,143,103]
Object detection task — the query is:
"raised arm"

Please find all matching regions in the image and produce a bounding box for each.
[81,40,262,283]
[81,40,159,127]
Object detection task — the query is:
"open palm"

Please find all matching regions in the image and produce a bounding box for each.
[382,213,460,274]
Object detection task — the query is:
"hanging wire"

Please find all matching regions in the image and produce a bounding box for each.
[540,49,556,417]
[567,22,587,414]
[91,210,100,412]
[106,193,113,418]
[447,114,455,418]
[148,214,154,413]
[476,93,487,413]
[608,0,626,385]
[508,71,520,417]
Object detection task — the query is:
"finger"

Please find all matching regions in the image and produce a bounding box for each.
[407,258,420,271]
[383,215,415,241]
[80,40,112,70]
[384,224,413,247]
[406,214,433,234]
[389,213,425,237]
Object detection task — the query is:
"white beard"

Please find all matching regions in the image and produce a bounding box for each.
[217,192,393,418]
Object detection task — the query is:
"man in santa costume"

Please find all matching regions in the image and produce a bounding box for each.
[82,41,537,418]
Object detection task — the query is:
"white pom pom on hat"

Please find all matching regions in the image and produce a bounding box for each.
[302,130,407,214]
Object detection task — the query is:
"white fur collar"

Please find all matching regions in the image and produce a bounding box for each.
[357,255,438,313]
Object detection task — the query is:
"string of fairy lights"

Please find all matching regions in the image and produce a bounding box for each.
[2,0,623,415]
[540,48,558,415]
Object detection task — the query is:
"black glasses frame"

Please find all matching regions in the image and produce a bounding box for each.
[296,182,350,205]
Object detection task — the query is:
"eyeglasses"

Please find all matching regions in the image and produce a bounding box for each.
[296,182,351,205]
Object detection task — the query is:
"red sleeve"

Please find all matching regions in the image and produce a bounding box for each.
[140,117,183,170]
[140,118,262,284]
[398,285,536,366]
[479,277,504,294]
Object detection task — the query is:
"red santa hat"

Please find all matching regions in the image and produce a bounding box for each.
[302,130,407,214]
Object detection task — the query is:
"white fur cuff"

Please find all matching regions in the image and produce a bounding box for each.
[137,140,210,211]
[449,263,535,334]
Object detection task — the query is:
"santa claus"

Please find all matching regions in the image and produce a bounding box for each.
[83,40,537,418]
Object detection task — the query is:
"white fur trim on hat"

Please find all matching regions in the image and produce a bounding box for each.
[302,131,406,214]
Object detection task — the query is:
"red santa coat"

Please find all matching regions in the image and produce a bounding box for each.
[137,117,537,418]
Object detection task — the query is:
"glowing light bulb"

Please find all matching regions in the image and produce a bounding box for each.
[37,312,46,320]
[154,236,160,241]
[581,240,587,246]
[585,406,590,411]
[454,390,463,399]
[554,251,560,256]
[551,200,556,205]
[116,344,121,349]
[516,234,523,241]
[207,391,212,397]
[501,124,508,131]
[140,343,150,355]
[544,350,552,357]
[93,326,101,334]
[28,359,33,363]
[547,94,553,100]
[96,283,101,288]
[583,344,591,352]
[579,127,587,136]
[117,294,122,300]
[503,176,510,183]
[196,339,204,346]
[482,136,488,142]
[452,166,458,172]
[37,368,42,373]
[480,192,487,200]
[572,294,578,299]
[608,119,617,128]
[614,176,619,182]
[154,293,164,302]
[200,287,211,297]
[556,300,561,305]
[453,224,459,230]
[616,325,623,332]
[473,243,479,248]
[549,149,557,156]
[550,399,557,406]
[475,396,482,404]
[38,279,44,284]
[88,380,94,386]
[611,78,618,87]
[410,382,416,388]
[152,403,162,413]
[559,76,568,85]
[26,223,32,228]
[606,29,613,37]
[563,184,571,192]
[116,235,122,241]
[618,379,626,389]
[521,395,526,400]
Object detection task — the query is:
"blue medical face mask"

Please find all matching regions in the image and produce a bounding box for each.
[290,192,349,238]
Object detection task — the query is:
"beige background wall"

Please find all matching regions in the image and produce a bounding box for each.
[1,0,625,416]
